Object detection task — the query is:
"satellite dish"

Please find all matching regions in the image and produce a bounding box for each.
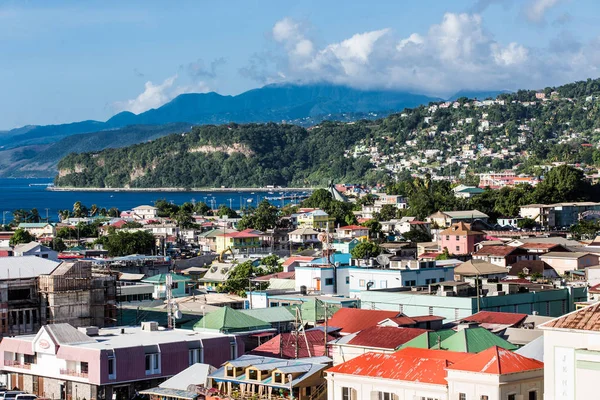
[318,233,332,243]
[174,310,183,319]
[376,254,390,266]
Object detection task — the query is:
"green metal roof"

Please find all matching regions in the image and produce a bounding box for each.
[238,307,296,324]
[193,306,271,333]
[141,273,192,284]
[398,329,456,350]
[440,327,518,353]
[18,223,54,228]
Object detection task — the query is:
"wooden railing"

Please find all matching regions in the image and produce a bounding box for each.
[3,360,31,369]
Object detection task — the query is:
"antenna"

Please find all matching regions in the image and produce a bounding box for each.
[166,273,174,329]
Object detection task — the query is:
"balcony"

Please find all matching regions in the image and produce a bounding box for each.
[60,369,88,378]
[4,360,31,369]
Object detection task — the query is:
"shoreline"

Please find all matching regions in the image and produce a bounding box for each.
[47,186,315,193]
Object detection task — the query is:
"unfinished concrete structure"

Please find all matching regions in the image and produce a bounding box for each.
[38,260,117,327]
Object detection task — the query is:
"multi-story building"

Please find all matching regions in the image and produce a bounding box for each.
[360,283,587,322]
[519,202,600,228]
[440,222,485,256]
[0,322,244,400]
[427,210,489,227]
[296,210,334,230]
[13,242,58,261]
[215,229,263,254]
[17,223,56,239]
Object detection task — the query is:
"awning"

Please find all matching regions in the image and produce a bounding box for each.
[139,387,198,400]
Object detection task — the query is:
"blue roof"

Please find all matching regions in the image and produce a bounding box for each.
[311,253,351,266]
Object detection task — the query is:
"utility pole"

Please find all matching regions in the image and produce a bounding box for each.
[45,208,50,222]
[248,277,253,309]
[323,300,329,357]
[166,273,174,329]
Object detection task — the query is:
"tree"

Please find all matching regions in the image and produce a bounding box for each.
[58,209,71,221]
[219,260,269,297]
[9,229,33,246]
[217,205,239,219]
[97,230,156,257]
[90,204,99,217]
[517,218,536,230]
[171,209,194,229]
[260,255,282,273]
[533,165,590,204]
[375,204,398,221]
[107,207,120,218]
[194,201,212,215]
[356,194,376,207]
[403,229,432,243]
[72,201,88,218]
[350,241,381,259]
[237,200,279,231]
[361,220,382,239]
[435,247,451,260]
[49,238,67,252]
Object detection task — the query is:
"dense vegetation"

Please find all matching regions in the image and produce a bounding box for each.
[56,122,380,188]
[56,77,600,188]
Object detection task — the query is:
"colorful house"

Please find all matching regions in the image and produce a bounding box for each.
[215,229,263,254]
[335,225,369,240]
[17,222,56,238]
[141,273,193,299]
[440,222,484,255]
[296,210,334,230]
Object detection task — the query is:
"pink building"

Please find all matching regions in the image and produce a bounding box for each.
[0,323,243,400]
[440,222,484,256]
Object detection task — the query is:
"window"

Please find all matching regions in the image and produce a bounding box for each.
[445,236,449,240]
[341,387,355,400]
[346,277,350,284]
[107,357,116,379]
[508,395,516,400]
[404,280,416,286]
[188,348,202,365]
[325,278,334,286]
[456,246,460,252]
[24,354,36,365]
[375,392,396,400]
[145,353,160,375]
[459,394,466,400]
[428,306,433,316]
[359,279,366,287]
[80,362,89,375]
[380,280,387,289]
[480,396,489,400]
[439,278,445,282]
[455,236,460,241]
[528,392,537,400]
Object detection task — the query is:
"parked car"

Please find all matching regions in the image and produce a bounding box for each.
[0,392,24,400]
[15,395,37,400]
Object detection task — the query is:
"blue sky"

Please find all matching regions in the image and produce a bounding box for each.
[0,0,599,129]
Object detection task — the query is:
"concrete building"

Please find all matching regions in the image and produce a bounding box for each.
[13,242,58,261]
[38,260,117,328]
[359,283,587,322]
[519,202,600,228]
[427,210,489,227]
[17,223,56,239]
[288,227,320,245]
[131,205,159,220]
[539,252,599,276]
[540,302,600,400]
[440,222,485,256]
[326,346,543,400]
[0,322,243,400]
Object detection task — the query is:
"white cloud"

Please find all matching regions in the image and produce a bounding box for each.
[525,0,562,23]
[114,75,210,114]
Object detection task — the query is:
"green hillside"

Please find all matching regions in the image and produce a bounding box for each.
[55,78,600,188]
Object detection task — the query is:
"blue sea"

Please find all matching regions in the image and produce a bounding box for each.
[0,178,309,223]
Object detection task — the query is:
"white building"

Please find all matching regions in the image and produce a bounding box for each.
[326,346,543,400]
[540,302,600,400]
[13,242,59,261]
[132,205,159,220]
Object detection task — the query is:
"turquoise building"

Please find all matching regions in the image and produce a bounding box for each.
[141,273,193,299]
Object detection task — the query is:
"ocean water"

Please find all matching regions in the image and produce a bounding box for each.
[0,178,309,223]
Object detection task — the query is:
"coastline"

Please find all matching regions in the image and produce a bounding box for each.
[47,186,315,193]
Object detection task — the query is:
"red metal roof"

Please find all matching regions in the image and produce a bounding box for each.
[461,311,527,326]
[249,330,333,359]
[541,302,600,331]
[411,315,445,322]
[347,326,428,349]
[418,252,442,259]
[518,242,564,250]
[338,225,367,231]
[327,347,466,385]
[282,256,315,267]
[326,308,400,334]
[448,346,543,374]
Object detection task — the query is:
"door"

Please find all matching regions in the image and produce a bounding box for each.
[316,279,321,291]
[18,375,23,391]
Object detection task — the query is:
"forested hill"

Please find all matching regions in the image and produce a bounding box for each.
[55,77,600,188]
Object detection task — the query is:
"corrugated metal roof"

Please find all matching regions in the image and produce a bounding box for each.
[473,246,520,257]
[441,327,518,353]
[326,348,466,385]
[139,387,198,399]
[250,331,332,359]
[194,306,272,333]
[325,308,400,335]
[159,363,215,390]
[141,273,191,284]
[0,256,59,280]
[540,301,600,331]
[515,336,544,362]
[45,324,96,345]
[346,326,428,349]
[447,346,543,374]
[238,307,295,324]
[454,259,508,276]
[398,329,456,350]
[461,311,527,327]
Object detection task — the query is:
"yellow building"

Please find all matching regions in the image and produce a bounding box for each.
[297,210,334,230]
[216,229,263,253]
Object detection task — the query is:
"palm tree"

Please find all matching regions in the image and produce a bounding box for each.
[29,208,41,223]
[90,204,99,217]
[58,210,70,221]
